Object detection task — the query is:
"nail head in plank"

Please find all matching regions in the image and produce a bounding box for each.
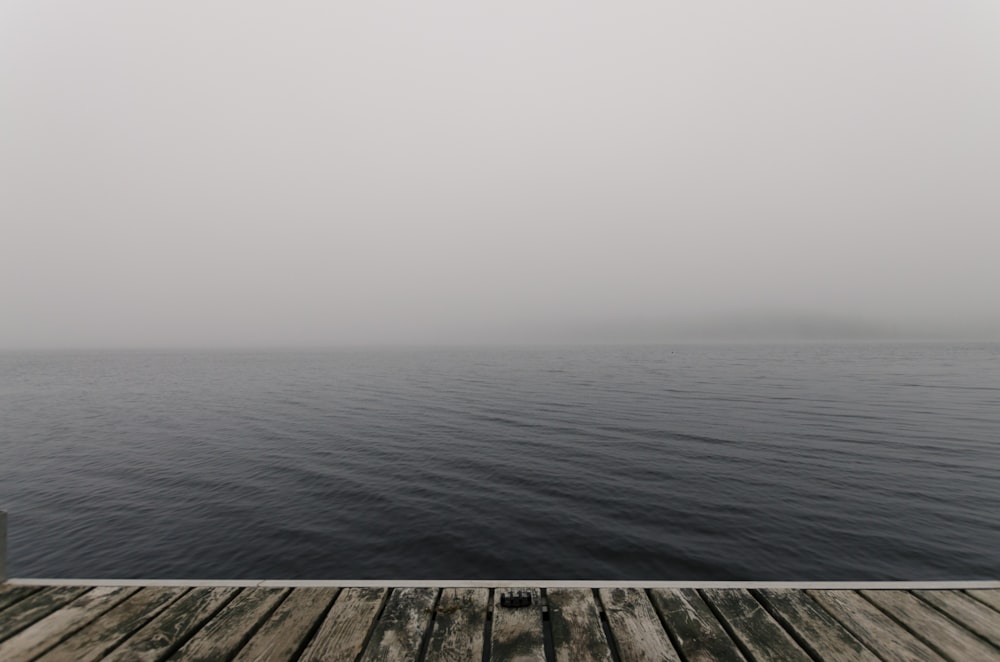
[299,587,387,662]
[424,587,490,662]
[233,587,339,662]
[491,587,546,662]
[599,587,680,662]
[0,586,91,644]
[755,589,880,662]
[861,589,1000,661]
[0,586,137,661]
[649,588,745,662]
[169,587,288,662]
[807,590,944,662]
[546,588,613,662]
[37,586,187,662]
[701,589,811,662]
[360,587,439,662]
[102,586,238,662]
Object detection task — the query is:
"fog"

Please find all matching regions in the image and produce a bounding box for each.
[3,1,999,348]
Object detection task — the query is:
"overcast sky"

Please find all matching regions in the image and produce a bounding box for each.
[2,1,999,347]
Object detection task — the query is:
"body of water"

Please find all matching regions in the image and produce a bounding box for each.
[1,343,998,580]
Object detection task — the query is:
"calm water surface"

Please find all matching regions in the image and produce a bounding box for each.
[1,343,998,580]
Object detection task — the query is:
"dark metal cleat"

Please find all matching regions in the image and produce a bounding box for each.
[499,590,532,608]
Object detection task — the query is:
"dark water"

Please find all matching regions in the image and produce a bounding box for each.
[1,343,998,580]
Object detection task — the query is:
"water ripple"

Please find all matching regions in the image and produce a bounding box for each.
[1,342,999,580]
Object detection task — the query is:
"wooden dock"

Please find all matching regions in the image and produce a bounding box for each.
[0,580,998,661]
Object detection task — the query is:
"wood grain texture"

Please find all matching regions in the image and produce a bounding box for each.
[424,587,489,662]
[37,586,187,662]
[0,587,90,644]
[649,588,744,662]
[915,590,1000,648]
[966,589,1000,613]
[299,587,387,662]
[0,586,41,613]
[547,588,613,662]
[0,583,993,662]
[102,586,238,662]
[233,587,339,662]
[170,587,288,662]
[701,589,811,662]
[0,586,137,662]
[755,588,880,661]
[599,587,679,662]
[491,587,545,662]
[807,590,944,662]
[861,589,1000,661]
[360,587,438,662]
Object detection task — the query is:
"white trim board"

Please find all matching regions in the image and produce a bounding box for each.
[6,578,1000,589]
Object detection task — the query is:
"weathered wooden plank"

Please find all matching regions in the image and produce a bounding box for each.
[807,590,944,662]
[701,589,811,662]
[755,589,879,661]
[915,590,1000,648]
[861,589,1000,661]
[360,587,438,662]
[966,589,1000,614]
[649,588,744,662]
[299,587,387,662]
[547,588,613,662]
[491,587,545,662]
[0,586,42,613]
[233,587,339,662]
[424,587,489,662]
[599,587,679,662]
[38,587,188,662]
[102,586,238,662]
[0,586,137,661]
[170,587,288,661]
[0,582,993,662]
[0,586,90,644]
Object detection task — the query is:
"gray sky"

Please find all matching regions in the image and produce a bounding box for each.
[3,1,999,347]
